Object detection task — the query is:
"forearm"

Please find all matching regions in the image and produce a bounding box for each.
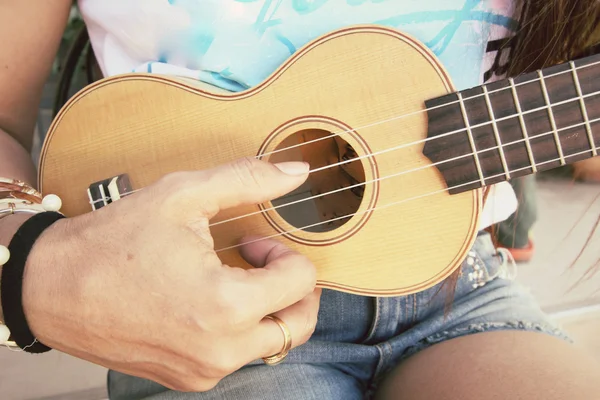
[0,128,37,186]
[0,0,84,348]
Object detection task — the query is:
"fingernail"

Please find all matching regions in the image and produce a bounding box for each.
[274,161,310,175]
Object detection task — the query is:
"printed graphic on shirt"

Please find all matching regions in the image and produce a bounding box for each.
[79,0,518,91]
[483,37,513,82]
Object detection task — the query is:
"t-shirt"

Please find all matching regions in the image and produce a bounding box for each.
[77,0,519,229]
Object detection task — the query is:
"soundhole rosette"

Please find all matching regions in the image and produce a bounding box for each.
[257,116,380,246]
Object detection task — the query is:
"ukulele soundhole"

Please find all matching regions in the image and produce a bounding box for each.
[269,129,365,232]
[259,116,379,245]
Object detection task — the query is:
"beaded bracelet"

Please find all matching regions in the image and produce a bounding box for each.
[0,178,62,351]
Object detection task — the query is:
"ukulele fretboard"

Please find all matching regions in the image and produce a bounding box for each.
[422,53,600,194]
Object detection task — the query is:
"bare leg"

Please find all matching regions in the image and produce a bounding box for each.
[375,330,600,400]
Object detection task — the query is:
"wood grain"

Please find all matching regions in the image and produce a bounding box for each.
[38,26,481,296]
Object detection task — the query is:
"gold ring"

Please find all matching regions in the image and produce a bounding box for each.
[261,315,292,366]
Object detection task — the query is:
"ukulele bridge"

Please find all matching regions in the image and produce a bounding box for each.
[87,174,133,211]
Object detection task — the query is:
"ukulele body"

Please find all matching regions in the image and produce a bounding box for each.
[38,26,481,296]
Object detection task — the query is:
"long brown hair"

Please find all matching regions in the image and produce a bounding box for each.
[441,0,600,311]
[506,0,600,75]
[506,0,600,276]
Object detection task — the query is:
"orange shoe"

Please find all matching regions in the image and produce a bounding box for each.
[502,238,535,263]
[485,227,535,263]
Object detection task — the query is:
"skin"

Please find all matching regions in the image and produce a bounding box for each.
[1,1,599,398]
[374,330,600,400]
[23,158,325,391]
[0,1,322,392]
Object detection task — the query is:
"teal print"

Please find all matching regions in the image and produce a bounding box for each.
[347,0,388,5]
[132,0,518,94]
[292,0,329,14]
[254,0,284,34]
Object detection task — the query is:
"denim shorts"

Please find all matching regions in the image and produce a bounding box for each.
[107,231,569,399]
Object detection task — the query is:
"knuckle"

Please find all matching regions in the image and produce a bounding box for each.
[158,171,189,190]
[156,172,191,206]
[229,156,265,189]
[156,171,212,216]
[211,282,251,327]
[167,352,235,392]
[264,241,294,264]
[195,348,241,380]
[227,301,252,327]
[282,253,318,291]
[212,294,236,321]
[211,353,241,377]
[297,255,318,285]
[186,217,214,246]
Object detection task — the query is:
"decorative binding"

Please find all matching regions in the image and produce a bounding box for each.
[1,212,65,353]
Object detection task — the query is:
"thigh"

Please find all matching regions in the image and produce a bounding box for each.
[374,329,600,400]
[371,231,598,398]
[109,362,365,400]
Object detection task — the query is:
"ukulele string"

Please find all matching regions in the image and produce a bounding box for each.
[253,59,600,160]
[92,83,600,207]
[294,87,600,175]
[90,60,600,206]
[215,144,600,253]
[210,115,600,227]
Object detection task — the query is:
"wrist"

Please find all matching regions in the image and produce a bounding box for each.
[21,216,80,350]
[0,213,35,245]
[0,213,34,323]
[0,176,65,351]
[1,212,67,352]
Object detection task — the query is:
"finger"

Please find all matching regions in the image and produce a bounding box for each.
[236,237,317,316]
[243,287,322,363]
[239,235,295,268]
[194,157,309,218]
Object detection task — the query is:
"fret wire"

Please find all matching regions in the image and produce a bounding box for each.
[508,78,537,172]
[96,83,600,208]
[102,115,600,222]
[538,70,566,165]
[570,61,597,157]
[456,92,485,186]
[482,85,510,180]
[260,59,600,161]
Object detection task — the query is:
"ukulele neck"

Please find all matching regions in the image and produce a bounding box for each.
[422,53,600,194]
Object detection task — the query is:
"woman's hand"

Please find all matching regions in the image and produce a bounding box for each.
[21,158,321,392]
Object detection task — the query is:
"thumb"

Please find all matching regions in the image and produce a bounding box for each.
[194,157,309,218]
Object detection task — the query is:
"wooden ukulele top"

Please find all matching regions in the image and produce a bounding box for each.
[38,25,599,296]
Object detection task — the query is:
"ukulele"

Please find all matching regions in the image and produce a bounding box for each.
[37,26,600,296]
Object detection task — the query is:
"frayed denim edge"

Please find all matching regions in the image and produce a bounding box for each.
[402,320,573,362]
